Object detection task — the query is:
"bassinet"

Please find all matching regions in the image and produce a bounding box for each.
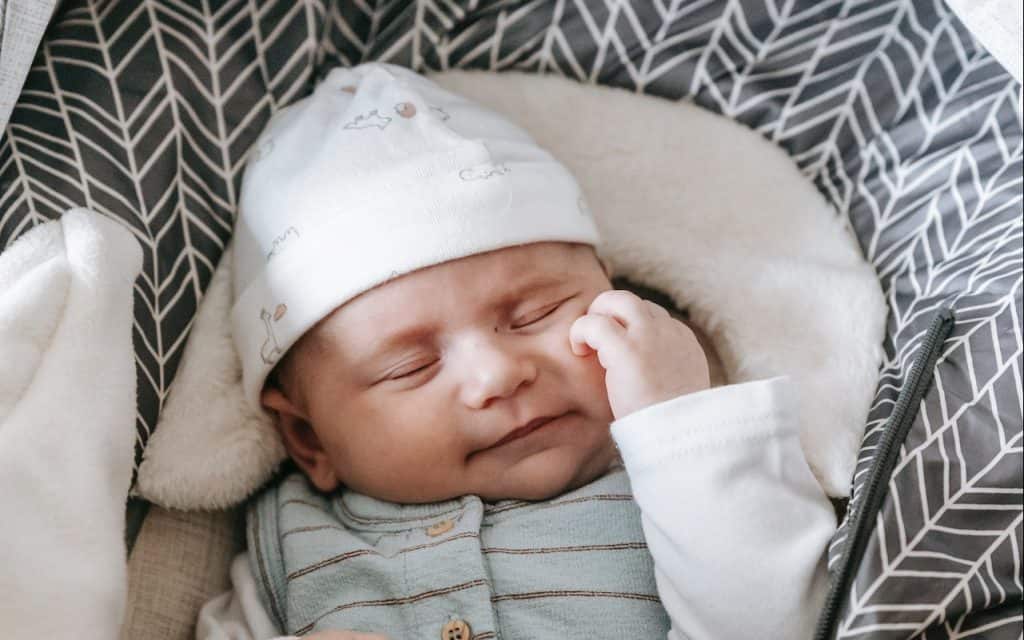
[0,1,1020,639]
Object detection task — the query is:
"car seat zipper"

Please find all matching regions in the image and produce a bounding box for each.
[813,307,955,640]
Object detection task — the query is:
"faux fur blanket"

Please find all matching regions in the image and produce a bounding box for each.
[0,209,141,638]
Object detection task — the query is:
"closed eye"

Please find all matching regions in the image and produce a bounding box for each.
[511,302,564,329]
[388,360,437,380]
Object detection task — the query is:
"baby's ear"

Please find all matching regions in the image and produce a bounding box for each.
[261,386,340,492]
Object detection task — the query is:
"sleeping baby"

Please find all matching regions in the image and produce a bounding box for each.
[197,62,836,640]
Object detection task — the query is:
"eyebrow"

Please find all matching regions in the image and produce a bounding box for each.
[356,275,568,367]
[493,274,568,307]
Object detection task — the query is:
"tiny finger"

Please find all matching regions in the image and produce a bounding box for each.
[586,290,649,328]
[569,313,627,360]
[645,300,671,318]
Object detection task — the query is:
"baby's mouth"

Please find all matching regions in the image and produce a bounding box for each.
[489,412,570,448]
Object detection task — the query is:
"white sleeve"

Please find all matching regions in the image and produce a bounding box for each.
[610,377,835,640]
[195,552,295,640]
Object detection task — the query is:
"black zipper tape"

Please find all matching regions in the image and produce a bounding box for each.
[814,307,955,640]
[124,496,150,557]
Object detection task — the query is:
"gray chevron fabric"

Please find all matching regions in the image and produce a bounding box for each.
[0,0,334,465]
[0,1,1020,638]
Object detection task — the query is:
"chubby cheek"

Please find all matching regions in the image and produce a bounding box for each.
[329,404,464,500]
[574,352,613,422]
[551,324,613,423]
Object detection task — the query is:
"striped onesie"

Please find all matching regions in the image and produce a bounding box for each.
[247,466,670,639]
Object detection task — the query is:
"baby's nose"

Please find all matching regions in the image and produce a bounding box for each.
[458,339,537,410]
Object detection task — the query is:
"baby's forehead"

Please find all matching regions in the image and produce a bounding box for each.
[366,241,594,302]
[309,242,596,339]
[449,240,594,271]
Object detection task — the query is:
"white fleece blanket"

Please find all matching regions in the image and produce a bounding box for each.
[136,70,887,510]
[0,209,141,638]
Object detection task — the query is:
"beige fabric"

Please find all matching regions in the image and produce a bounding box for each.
[120,505,242,640]
[0,0,60,130]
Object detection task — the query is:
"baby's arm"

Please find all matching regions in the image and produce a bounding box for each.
[570,291,835,639]
[611,378,833,639]
[196,552,293,640]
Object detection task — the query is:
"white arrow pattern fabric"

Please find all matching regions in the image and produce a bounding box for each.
[0,1,1021,638]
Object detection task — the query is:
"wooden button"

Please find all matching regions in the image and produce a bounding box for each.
[426,519,454,537]
[395,101,417,118]
[441,618,471,640]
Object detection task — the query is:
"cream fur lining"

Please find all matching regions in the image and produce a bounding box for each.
[136,71,887,509]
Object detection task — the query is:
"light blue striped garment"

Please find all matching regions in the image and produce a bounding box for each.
[248,466,670,639]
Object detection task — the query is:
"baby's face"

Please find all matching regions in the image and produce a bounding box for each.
[264,242,618,503]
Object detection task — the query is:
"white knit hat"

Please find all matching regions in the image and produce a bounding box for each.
[231,63,601,407]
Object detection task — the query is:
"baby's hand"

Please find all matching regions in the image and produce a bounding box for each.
[569,290,710,420]
[303,632,389,640]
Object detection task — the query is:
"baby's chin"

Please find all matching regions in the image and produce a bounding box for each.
[471,440,620,502]
[328,432,619,504]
